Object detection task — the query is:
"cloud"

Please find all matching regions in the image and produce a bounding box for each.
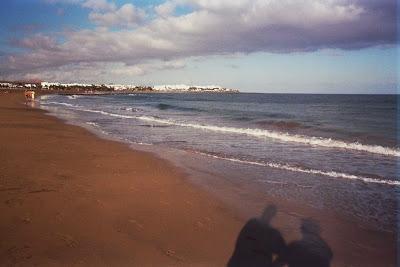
[89,3,146,27]
[82,0,116,11]
[155,1,177,17]
[110,60,185,76]
[2,0,397,81]
[9,34,59,51]
[5,60,186,83]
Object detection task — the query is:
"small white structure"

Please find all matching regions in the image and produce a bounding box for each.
[0,82,12,88]
[152,84,233,92]
[24,83,37,88]
[41,82,61,89]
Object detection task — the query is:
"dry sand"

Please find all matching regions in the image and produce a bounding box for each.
[0,91,396,266]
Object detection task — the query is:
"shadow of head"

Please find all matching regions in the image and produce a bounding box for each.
[300,218,321,235]
[260,204,277,224]
[286,218,333,267]
[228,205,333,267]
[227,204,286,267]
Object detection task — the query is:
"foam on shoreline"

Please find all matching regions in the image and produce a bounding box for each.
[40,101,400,158]
[192,151,400,186]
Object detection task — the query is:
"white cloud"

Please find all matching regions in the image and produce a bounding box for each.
[3,0,396,81]
[155,1,177,17]
[82,0,116,11]
[10,34,59,50]
[89,3,146,27]
[11,59,186,83]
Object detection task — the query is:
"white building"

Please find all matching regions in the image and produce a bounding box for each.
[41,82,61,89]
[24,83,37,88]
[153,84,227,92]
[0,82,12,88]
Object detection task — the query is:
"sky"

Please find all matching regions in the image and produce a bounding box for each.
[0,0,398,93]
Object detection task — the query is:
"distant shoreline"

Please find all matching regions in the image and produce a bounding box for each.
[0,81,239,93]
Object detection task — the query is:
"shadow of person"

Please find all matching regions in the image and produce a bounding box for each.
[227,205,286,267]
[285,218,333,267]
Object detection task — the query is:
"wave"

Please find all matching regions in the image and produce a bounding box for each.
[135,116,400,157]
[40,95,55,100]
[264,112,294,119]
[67,95,82,100]
[256,120,305,131]
[40,102,400,157]
[193,151,400,186]
[139,124,171,128]
[80,108,134,119]
[85,122,99,127]
[156,103,200,112]
[42,101,80,108]
[121,107,140,112]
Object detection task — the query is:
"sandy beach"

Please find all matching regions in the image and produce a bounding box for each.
[0,91,396,266]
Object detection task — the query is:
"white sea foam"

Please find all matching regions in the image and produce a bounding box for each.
[85,122,99,127]
[122,107,139,112]
[67,95,82,100]
[135,116,400,157]
[81,108,134,119]
[39,103,399,185]
[194,152,400,186]
[40,95,54,100]
[42,101,80,108]
[42,102,400,158]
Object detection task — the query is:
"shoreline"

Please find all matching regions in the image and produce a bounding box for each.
[0,92,243,266]
[0,91,396,266]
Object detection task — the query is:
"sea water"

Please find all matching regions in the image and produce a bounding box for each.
[40,93,398,230]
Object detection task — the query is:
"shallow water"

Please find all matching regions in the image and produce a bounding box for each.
[40,93,399,231]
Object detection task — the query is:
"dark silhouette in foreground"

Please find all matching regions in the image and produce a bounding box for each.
[228,206,333,267]
[227,205,286,267]
[285,219,333,267]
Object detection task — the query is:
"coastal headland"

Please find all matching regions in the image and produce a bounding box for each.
[0,91,396,266]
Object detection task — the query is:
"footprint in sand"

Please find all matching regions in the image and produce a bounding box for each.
[7,245,32,263]
[164,249,184,261]
[128,219,144,230]
[195,216,213,230]
[4,198,24,207]
[21,216,31,224]
[56,233,78,248]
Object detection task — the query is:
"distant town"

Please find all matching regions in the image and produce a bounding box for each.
[0,81,239,93]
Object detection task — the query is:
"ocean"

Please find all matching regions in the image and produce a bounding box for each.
[39,93,398,231]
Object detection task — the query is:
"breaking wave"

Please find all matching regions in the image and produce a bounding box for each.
[121,107,141,112]
[67,95,82,100]
[255,120,305,131]
[135,116,400,157]
[156,103,201,112]
[39,101,400,158]
[193,151,400,186]
[85,122,99,127]
[42,101,80,108]
[40,95,55,100]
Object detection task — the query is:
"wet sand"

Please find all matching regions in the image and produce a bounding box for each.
[0,91,396,266]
